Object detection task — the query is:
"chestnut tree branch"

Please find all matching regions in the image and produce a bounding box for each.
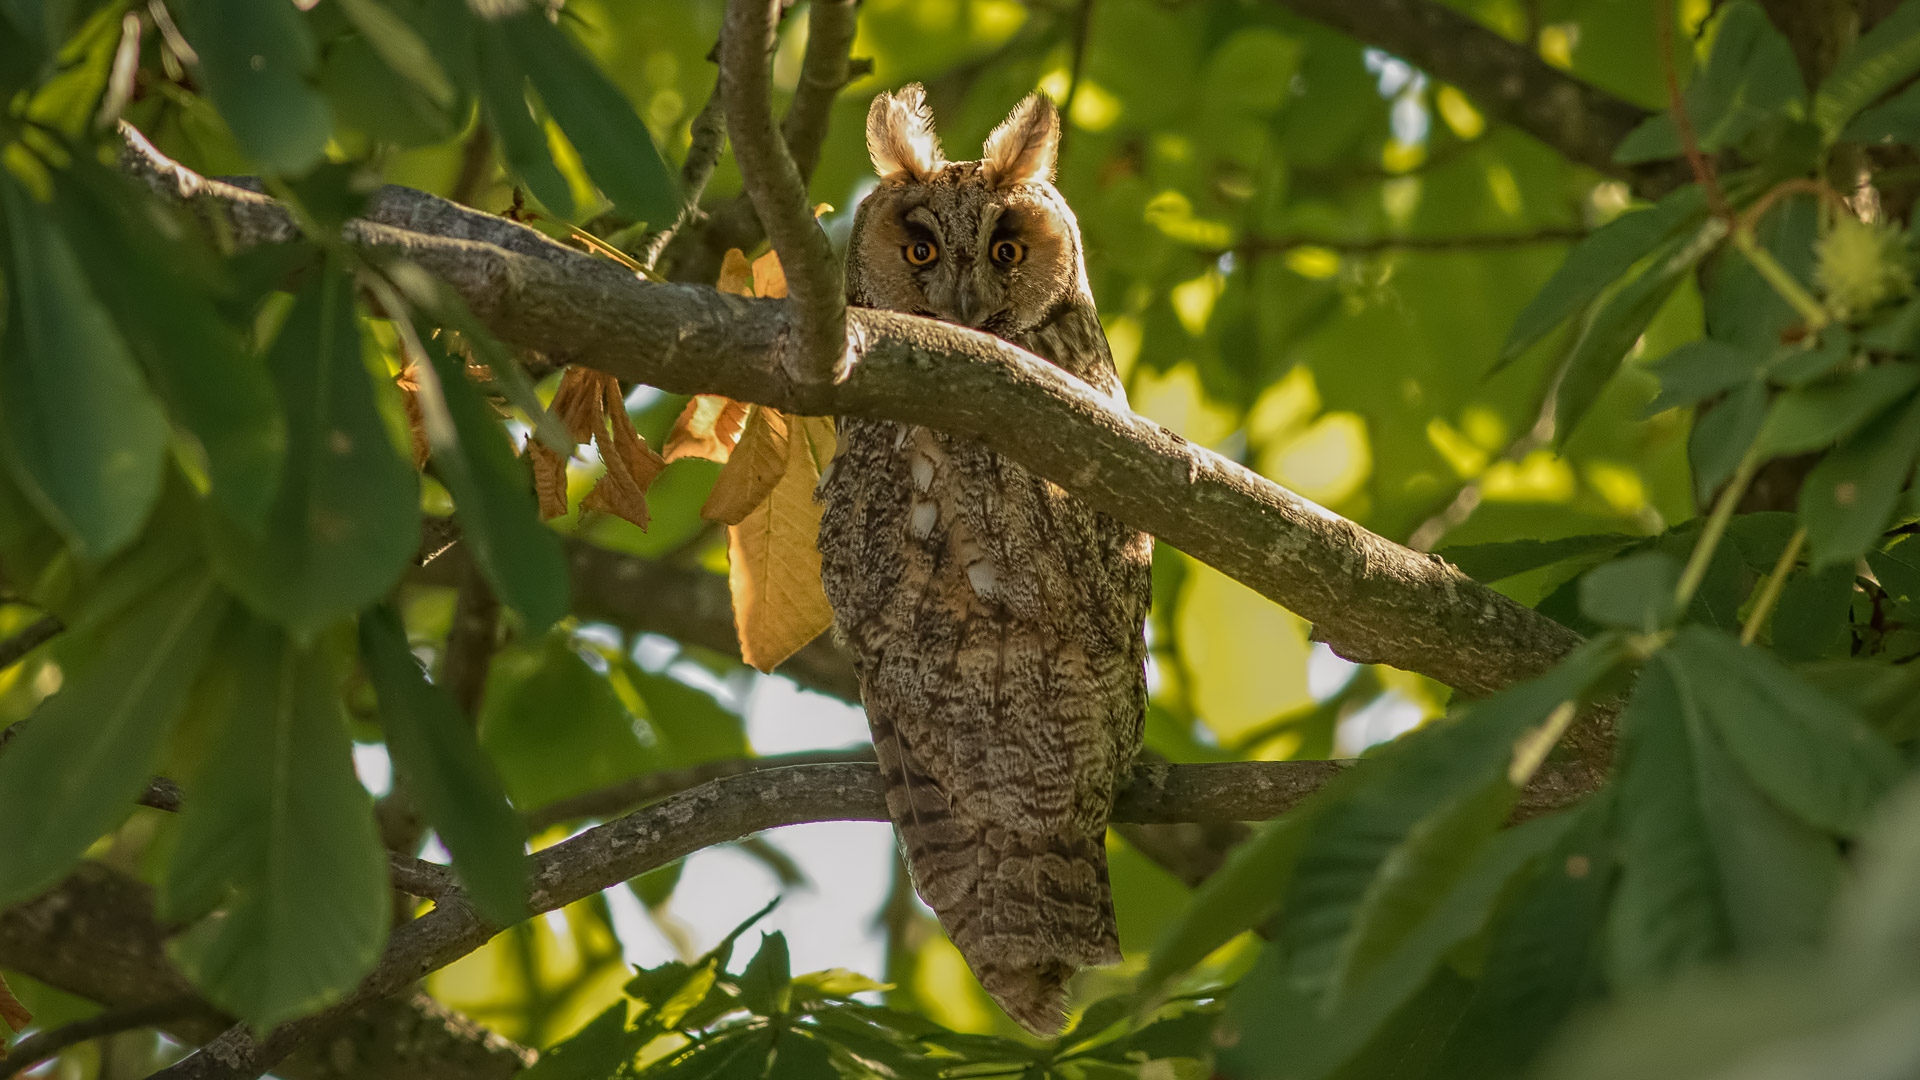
[717,0,846,383]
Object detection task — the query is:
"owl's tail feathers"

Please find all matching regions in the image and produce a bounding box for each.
[906,812,1121,1035]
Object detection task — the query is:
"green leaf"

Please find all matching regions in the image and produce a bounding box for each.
[1800,391,1920,568]
[1556,218,1728,444]
[766,1031,836,1080]
[1281,637,1623,999]
[520,1002,630,1080]
[1832,776,1920,986]
[0,570,225,906]
[1221,813,1575,1080]
[1643,339,1766,416]
[789,969,887,1004]
[203,260,420,636]
[1499,186,1706,366]
[1135,809,1313,1005]
[481,635,653,809]
[1668,627,1901,836]
[170,0,330,173]
[1615,2,1806,162]
[51,159,286,529]
[334,0,455,110]
[475,20,572,217]
[1435,533,1638,583]
[1815,0,1920,138]
[0,174,168,562]
[1609,653,1840,988]
[1801,659,1920,744]
[359,605,529,926]
[1425,800,1613,1080]
[1769,562,1855,661]
[1578,551,1681,632]
[737,932,793,1016]
[1841,78,1920,144]
[413,334,568,632]
[505,11,678,226]
[1765,330,1852,388]
[1689,379,1769,505]
[1757,365,1920,456]
[162,619,389,1030]
[317,32,459,149]
[648,1031,775,1080]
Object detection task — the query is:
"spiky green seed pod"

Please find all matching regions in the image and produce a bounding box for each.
[1816,216,1913,321]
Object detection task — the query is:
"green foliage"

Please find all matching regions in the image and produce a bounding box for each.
[6,1,1920,1077]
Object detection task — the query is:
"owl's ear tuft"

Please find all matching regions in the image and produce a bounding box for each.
[981,93,1058,189]
[867,84,944,182]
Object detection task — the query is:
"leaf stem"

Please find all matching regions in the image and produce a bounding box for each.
[1741,526,1806,645]
[1675,445,1764,611]
[1732,227,1829,330]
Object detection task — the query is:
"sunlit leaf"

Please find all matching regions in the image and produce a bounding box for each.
[725,415,835,672]
[665,395,753,464]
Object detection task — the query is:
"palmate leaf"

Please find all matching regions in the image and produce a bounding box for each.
[203,258,419,636]
[0,568,226,907]
[161,617,389,1031]
[359,605,529,926]
[1756,365,1920,457]
[518,1002,630,1080]
[1608,654,1840,989]
[1613,1,1805,163]
[0,171,168,562]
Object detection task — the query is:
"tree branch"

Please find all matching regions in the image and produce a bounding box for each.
[0,998,207,1078]
[1269,0,1688,195]
[0,614,62,673]
[148,752,1591,1080]
[717,0,846,382]
[0,864,533,1080]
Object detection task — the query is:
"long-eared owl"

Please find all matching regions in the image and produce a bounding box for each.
[816,85,1154,1035]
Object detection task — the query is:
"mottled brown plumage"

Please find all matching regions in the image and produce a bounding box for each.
[817,86,1153,1035]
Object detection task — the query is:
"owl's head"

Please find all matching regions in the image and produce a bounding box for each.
[847,85,1087,336]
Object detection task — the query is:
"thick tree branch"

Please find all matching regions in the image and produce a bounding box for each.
[0,865,532,1080]
[1270,0,1688,195]
[717,0,846,382]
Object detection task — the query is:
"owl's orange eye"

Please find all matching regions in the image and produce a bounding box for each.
[904,240,938,265]
[991,239,1026,265]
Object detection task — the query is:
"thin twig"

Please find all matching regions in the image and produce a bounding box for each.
[0,999,207,1078]
[718,0,846,382]
[641,89,729,270]
[1233,226,1588,259]
[0,614,62,672]
[1656,0,1730,219]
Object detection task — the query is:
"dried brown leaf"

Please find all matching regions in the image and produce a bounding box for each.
[549,366,611,443]
[727,415,837,671]
[751,250,787,299]
[0,970,31,1033]
[529,435,571,520]
[663,394,752,464]
[701,406,790,525]
[717,248,755,297]
[582,379,667,530]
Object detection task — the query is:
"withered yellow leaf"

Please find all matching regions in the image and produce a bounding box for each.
[750,250,787,299]
[701,406,790,525]
[582,377,667,529]
[728,415,837,671]
[663,394,751,464]
[717,248,755,297]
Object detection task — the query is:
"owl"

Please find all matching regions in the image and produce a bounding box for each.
[817,85,1154,1035]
